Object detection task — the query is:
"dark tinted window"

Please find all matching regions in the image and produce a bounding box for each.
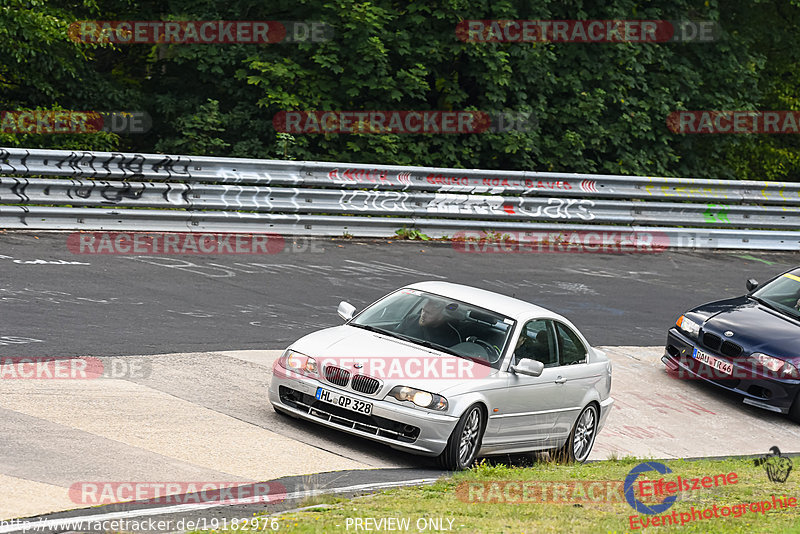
[752,271,800,318]
[514,319,557,367]
[555,323,587,365]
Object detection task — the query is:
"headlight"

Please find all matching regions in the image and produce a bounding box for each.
[388,386,448,411]
[676,315,700,339]
[277,350,318,377]
[752,353,800,379]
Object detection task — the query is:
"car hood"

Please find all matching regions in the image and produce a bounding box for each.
[288,325,501,395]
[688,296,800,361]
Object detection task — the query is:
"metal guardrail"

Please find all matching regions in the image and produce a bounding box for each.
[1,147,799,250]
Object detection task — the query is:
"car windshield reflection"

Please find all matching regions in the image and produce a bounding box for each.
[350,289,515,368]
[751,270,800,319]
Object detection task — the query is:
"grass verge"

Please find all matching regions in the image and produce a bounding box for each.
[188,456,800,533]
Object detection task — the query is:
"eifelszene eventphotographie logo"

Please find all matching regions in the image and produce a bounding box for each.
[625,462,678,515]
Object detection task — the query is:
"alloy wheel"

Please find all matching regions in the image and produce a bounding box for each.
[572,406,597,462]
[458,408,481,464]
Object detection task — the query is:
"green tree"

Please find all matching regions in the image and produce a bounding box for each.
[0,0,146,150]
[3,0,799,182]
[154,98,230,155]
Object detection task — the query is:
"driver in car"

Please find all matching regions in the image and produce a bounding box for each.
[514,330,553,366]
[398,299,461,347]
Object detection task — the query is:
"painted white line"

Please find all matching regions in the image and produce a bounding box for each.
[0,478,439,533]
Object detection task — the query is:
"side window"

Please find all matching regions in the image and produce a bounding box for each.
[555,322,587,365]
[514,319,557,367]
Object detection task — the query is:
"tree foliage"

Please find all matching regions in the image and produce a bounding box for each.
[1,0,799,180]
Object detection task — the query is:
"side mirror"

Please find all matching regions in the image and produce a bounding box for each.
[511,358,545,377]
[746,279,759,292]
[337,301,356,321]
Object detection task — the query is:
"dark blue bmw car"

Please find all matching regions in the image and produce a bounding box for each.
[663,267,800,422]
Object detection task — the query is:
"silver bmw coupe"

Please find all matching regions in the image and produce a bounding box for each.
[269,281,613,470]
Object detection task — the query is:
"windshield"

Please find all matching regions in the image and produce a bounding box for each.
[351,288,516,369]
[751,270,800,318]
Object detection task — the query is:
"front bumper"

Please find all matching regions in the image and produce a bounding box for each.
[269,367,459,456]
[663,328,800,414]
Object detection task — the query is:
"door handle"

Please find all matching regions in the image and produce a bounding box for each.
[554,377,567,384]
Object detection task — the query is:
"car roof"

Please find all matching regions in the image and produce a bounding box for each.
[404,281,561,321]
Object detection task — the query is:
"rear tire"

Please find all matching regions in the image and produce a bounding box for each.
[437,404,485,470]
[550,404,598,464]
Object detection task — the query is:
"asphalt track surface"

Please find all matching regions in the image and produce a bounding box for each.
[2,232,800,532]
[3,346,799,533]
[2,232,797,358]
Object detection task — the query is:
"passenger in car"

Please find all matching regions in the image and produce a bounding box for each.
[398,299,461,347]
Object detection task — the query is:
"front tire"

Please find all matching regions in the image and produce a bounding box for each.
[551,404,598,464]
[789,393,800,424]
[437,404,485,470]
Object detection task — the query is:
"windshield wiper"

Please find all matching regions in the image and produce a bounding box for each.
[409,338,466,358]
[350,323,396,336]
[750,295,800,317]
[750,295,781,312]
[350,323,419,343]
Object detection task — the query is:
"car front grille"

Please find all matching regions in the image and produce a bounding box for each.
[702,332,744,358]
[351,374,380,395]
[324,365,350,387]
[702,332,721,351]
[721,341,743,358]
[277,386,420,443]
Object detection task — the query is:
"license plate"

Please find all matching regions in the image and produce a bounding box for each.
[692,348,733,375]
[315,387,373,415]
